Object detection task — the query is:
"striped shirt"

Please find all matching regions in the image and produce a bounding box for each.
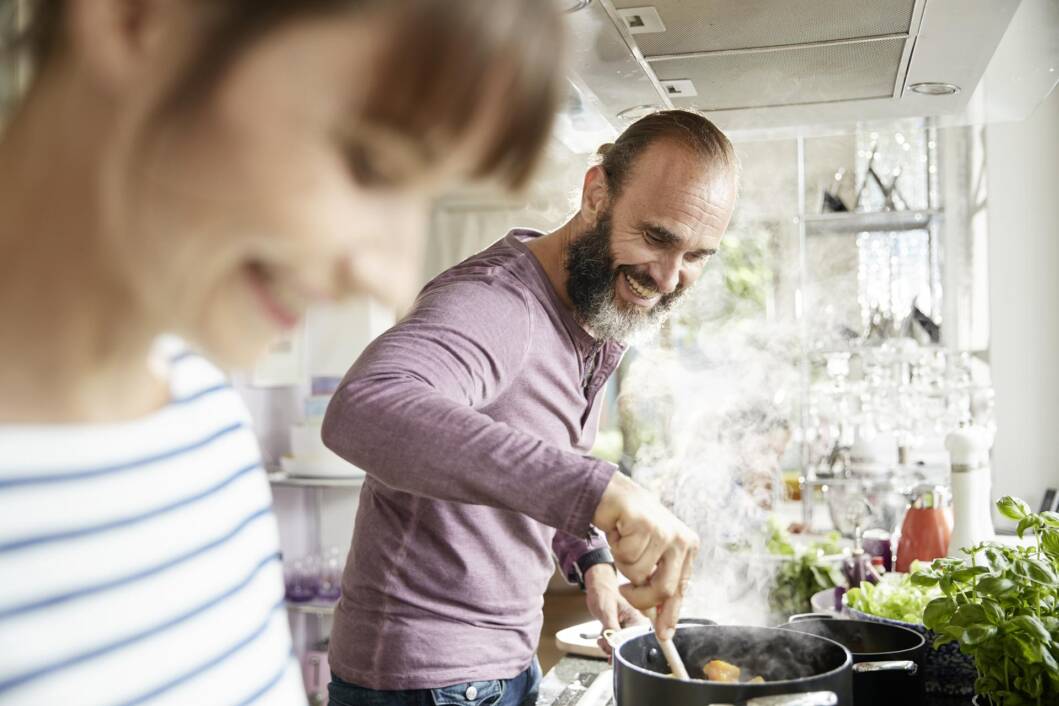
[0,341,306,706]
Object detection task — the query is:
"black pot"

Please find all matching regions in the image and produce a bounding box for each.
[613,623,854,706]
[780,614,926,706]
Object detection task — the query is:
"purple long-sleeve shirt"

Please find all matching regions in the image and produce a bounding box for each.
[321,229,623,689]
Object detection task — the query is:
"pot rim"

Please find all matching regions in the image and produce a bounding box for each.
[779,618,926,658]
[614,623,854,687]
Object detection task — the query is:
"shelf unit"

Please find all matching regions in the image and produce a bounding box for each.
[268,469,360,622]
[794,125,947,533]
[802,209,942,234]
[267,470,365,489]
[285,600,338,616]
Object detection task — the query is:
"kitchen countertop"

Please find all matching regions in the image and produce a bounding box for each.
[538,655,612,706]
[539,654,975,706]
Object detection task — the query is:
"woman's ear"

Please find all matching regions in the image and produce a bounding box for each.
[63,0,174,94]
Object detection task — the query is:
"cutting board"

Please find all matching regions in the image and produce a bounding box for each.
[555,620,607,659]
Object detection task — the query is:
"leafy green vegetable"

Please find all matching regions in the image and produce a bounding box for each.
[845,563,940,624]
[920,496,1059,705]
[765,517,844,620]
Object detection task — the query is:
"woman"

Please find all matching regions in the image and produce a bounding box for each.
[0,1,564,704]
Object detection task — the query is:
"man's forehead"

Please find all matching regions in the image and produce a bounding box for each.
[616,155,736,246]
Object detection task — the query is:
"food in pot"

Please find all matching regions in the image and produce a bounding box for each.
[702,660,765,683]
[704,659,741,682]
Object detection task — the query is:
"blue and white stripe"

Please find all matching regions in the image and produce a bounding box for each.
[0,342,306,706]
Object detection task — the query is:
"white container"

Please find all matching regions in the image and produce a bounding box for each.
[945,427,995,556]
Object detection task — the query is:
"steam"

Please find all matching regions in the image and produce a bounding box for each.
[621,308,802,627]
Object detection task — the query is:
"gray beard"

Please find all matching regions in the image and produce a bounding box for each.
[564,212,684,344]
[583,284,676,345]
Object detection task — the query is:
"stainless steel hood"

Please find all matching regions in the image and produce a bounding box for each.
[561,0,1057,143]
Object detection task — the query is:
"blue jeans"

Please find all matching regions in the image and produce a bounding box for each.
[328,658,542,706]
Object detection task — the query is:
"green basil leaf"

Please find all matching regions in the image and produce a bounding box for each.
[1025,558,1058,585]
[951,566,991,582]
[1005,635,1027,661]
[961,623,998,646]
[1041,530,1059,559]
[998,496,1030,521]
[932,634,955,649]
[942,624,966,642]
[1042,648,1058,676]
[1011,634,1044,664]
[1010,560,1032,579]
[985,547,1011,571]
[1009,615,1052,643]
[1005,692,1029,706]
[982,599,1006,626]
[1041,511,1059,528]
[911,572,940,586]
[923,596,956,629]
[952,603,989,627]
[1017,516,1036,539]
[977,576,1017,596]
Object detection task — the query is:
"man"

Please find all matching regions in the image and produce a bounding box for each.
[321,110,738,705]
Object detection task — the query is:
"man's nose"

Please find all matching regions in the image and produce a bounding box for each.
[653,256,682,294]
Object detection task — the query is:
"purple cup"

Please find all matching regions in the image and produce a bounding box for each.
[861,529,893,572]
[283,557,320,602]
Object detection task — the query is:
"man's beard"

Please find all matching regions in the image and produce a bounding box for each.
[564,211,686,344]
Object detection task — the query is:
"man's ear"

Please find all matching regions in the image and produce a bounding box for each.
[579,164,610,224]
[64,0,172,95]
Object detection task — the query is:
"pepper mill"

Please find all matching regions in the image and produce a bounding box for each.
[946,425,995,557]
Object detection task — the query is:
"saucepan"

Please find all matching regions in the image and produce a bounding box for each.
[611,622,853,706]
[780,614,924,706]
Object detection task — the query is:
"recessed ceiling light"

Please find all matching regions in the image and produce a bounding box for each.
[561,0,592,13]
[616,104,660,122]
[909,82,961,96]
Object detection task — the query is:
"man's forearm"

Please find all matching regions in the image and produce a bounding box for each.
[322,371,615,536]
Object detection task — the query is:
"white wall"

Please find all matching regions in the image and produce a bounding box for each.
[985,85,1059,512]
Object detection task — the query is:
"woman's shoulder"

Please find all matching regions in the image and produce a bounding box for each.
[0,336,255,477]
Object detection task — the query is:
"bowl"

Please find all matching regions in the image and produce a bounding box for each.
[810,586,846,616]
[844,606,977,696]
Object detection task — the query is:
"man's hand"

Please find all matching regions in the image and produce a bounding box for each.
[583,564,649,657]
[592,472,699,641]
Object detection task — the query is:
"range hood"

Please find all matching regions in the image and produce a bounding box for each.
[561,0,1057,142]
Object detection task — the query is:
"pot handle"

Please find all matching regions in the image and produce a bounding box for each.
[743,691,838,706]
[853,660,918,675]
[787,613,836,624]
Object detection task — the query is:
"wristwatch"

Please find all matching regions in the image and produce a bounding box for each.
[572,547,616,590]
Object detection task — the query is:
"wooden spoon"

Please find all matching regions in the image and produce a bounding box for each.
[645,607,690,680]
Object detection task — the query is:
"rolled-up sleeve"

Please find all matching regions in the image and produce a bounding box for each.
[551,528,610,584]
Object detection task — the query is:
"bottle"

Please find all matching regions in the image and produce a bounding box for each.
[946,426,995,556]
[895,485,952,573]
[842,527,881,588]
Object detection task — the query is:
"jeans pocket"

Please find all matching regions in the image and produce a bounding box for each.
[430,679,504,706]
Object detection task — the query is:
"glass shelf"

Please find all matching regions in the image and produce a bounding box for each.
[285,600,337,615]
[266,470,365,489]
[803,209,941,234]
